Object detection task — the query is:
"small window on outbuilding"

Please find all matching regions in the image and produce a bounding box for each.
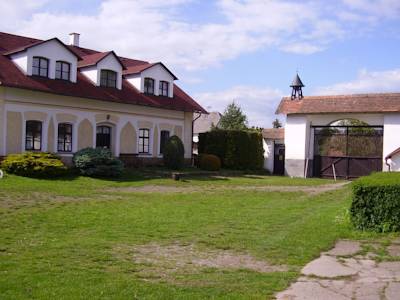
[100,70,117,88]
[32,57,49,78]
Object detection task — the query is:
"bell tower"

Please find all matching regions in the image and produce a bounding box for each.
[290,73,305,100]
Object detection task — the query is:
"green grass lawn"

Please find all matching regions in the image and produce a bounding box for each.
[0,172,396,299]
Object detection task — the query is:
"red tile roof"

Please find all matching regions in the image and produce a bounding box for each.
[78,51,126,70]
[386,147,400,160]
[0,32,206,113]
[262,128,284,140]
[4,37,82,60]
[123,62,178,80]
[276,93,400,115]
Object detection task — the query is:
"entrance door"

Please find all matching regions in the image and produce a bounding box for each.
[96,126,111,149]
[273,144,285,175]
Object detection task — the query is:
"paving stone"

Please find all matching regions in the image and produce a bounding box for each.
[275,281,349,300]
[302,255,358,278]
[326,240,361,256]
[385,282,400,300]
[354,282,386,300]
[388,244,400,257]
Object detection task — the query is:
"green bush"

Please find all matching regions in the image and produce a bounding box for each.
[1,152,67,178]
[73,147,124,177]
[163,135,185,170]
[198,130,264,170]
[350,172,400,232]
[199,154,221,171]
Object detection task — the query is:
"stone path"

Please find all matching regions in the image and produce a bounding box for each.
[109,182,349,195]
[276,240,400,300]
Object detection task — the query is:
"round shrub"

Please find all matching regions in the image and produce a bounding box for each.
[1,152,68,178]
[73,147,124,177]
[163,135,185,170]
[199,154,221,171]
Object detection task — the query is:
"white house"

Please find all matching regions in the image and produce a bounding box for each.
[262,128,284,175]
[275,74,400,178]
[0,32,206,166]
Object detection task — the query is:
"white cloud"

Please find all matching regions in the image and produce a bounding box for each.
[1,0,396,71]
[342,0,400,18]
[313,68,400,95]
[195,85,284,128]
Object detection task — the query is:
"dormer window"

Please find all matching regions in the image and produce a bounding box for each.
[55,61,71,81]
[144,78,155,94]
[159,81,169,97]
[32,57,49,78]
[100,69,117,88]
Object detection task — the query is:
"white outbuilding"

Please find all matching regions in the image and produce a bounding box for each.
[276,76,400,178]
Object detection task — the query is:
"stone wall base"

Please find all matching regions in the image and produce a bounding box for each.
[285,159,306,177]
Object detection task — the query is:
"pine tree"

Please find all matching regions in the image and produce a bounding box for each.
[219,102,248,130]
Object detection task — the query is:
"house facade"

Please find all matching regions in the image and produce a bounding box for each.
[0,32,206,165]
[262,128,284,175]
[276,93,400,178]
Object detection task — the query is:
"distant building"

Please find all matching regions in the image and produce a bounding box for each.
[262,128,285,175]
[193,112,221,154]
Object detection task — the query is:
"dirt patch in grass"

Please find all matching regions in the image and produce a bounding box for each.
[114,243,287,283]
[108,182,349,195]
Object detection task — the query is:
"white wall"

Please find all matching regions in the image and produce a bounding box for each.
[80,54,123,89]
[11,39,79,82]
[141,64,174,97]
[125,64,175,97]
[383,113,400,171]
[285,115,308,160]
[125,74,141,91]
[263,139,273,172]
[96,54,123,89]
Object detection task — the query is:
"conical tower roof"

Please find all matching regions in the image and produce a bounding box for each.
[290,73,305,87]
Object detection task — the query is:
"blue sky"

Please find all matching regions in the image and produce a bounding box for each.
[1,0,400,127]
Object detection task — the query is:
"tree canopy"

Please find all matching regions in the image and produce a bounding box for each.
[219,102,248,130]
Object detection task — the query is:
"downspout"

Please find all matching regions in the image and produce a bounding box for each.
[385,156,392,172]
[191,111,202,166]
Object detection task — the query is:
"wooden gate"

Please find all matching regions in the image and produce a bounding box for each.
[313,126,383,179]
[273,144,285,175]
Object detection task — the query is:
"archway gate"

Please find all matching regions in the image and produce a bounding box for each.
[312,125,383,179]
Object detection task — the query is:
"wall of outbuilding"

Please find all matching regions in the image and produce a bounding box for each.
[284,113,399,177]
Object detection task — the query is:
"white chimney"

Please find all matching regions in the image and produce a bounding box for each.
[69,32,80,47]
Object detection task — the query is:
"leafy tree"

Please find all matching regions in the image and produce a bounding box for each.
[219,102,248,130]
[272,118,282,128]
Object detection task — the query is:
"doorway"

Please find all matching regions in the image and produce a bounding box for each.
[273,143,285,175]
[96,125,111,149]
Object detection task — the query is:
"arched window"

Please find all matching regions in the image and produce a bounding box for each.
[55,61,71,81]
[58,123,73,152]
[144,78,155,94]
[32,57,49,78]
[159,81,169,97]
[100,70,117,88]
[25,120,42,150]
[96,125,112,149]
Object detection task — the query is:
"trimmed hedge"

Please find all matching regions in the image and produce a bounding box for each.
[73,147,124,177]
[1,152,68,178]
[198,130,264,170]
[163,135,185,170]
[350,172,400,232]
[199,154,221,171]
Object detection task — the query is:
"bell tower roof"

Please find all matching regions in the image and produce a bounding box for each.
[290,73,305,87]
